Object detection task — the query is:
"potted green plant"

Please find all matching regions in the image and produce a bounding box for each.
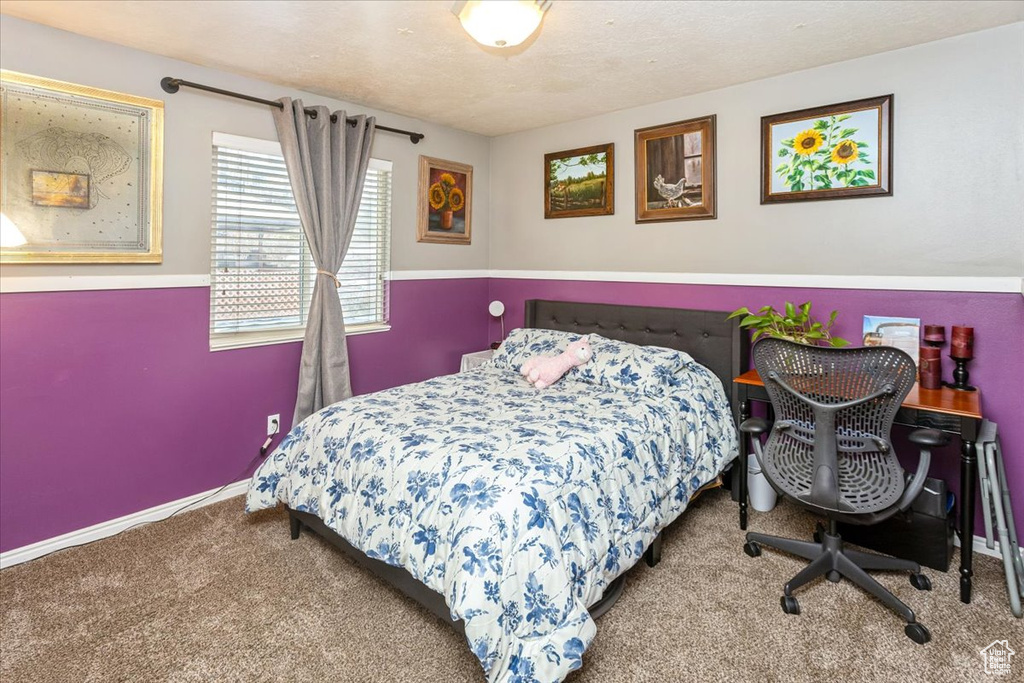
[727,301,850,347]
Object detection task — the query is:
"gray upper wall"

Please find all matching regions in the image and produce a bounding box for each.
[488,23,1024,277]
[0,16,491,277]
[2,18,1022,281]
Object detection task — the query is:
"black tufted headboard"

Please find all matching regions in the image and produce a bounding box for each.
[524,299,749,425]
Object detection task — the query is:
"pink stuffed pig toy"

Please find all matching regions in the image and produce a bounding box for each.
[521,340,593,389]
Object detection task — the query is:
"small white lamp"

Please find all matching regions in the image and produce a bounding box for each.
[489,300,506,346]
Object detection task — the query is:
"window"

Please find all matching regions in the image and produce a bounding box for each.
[209,132,391,350]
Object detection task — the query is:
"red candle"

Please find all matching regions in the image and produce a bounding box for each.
[919,346,942,389]
[923,325,945,344]
[950,326,974,360]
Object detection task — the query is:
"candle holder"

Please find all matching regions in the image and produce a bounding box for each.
[946,356,977,392]
[945,325,976,391]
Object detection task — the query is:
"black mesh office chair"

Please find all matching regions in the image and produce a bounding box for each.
[740,338,949,644]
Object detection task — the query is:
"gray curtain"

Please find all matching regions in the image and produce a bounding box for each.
[273,98,376,424]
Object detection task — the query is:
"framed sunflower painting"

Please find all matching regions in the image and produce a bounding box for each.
[760,94,892,204]
[417,155,472,245]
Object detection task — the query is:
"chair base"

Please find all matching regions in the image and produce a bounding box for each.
[745,521,932,644]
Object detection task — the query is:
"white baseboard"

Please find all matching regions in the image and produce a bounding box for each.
[955,532,1024,563]
[0,480,249,569]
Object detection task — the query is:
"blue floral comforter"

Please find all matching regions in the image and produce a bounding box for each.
[246,360,736,682]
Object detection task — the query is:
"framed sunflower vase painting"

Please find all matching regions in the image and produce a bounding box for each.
[761,94,892,204]
[417,156,472,245]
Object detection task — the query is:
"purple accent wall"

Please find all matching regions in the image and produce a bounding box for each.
[0,278,488,553]
[487,278,1024,536]
[2,274,1019,554]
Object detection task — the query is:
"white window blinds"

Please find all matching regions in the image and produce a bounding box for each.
[209,132,391,350]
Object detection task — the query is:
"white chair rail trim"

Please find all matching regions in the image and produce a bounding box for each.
[487,271,1023,294]
[1,271,1021,294]
[1,274,211,293]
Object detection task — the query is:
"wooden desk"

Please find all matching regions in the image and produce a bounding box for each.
[733,369,983,604]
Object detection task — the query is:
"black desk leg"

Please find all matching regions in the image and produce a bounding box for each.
[738,399,749,531]
[959,438,977,604]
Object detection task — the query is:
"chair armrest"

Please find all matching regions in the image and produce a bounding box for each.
[739,417,770,435]
[908,428,950,448]
[896,431,948,512]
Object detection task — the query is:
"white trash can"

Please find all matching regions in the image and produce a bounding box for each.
[748,452,779,512]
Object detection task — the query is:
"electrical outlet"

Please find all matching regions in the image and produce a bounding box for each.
[267,414,280,436]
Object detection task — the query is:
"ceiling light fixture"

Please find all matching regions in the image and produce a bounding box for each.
[452,1,551,49]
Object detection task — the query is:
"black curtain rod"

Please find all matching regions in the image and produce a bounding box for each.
[160,77,424,144]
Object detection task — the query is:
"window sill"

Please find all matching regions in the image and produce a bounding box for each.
[210,322,391,352]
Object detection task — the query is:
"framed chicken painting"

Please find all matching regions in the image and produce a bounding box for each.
[634,114,716,222]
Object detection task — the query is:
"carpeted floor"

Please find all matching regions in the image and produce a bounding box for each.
[1,491,1019,682]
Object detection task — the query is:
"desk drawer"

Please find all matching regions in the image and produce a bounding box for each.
[897,407,961,432]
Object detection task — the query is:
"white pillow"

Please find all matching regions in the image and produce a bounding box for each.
[489,328,585,372]
[574,334,696,397]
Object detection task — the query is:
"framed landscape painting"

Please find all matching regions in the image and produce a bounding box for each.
[417,155,472,245]
[544,143,614,219]
[761,94,892,204]
[0,70,164,263]
[634,115,716,222]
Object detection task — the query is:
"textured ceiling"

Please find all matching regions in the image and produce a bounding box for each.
[2,1,1022,136]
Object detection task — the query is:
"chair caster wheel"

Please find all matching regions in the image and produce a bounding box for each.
[744,541,762,558]
[826,570,841,583]
[905,622,931,644]
[910,573,932,591]
[813,522,825,544]
[780,596,800,615]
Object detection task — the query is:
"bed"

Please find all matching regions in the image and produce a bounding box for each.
[246,300,747,682]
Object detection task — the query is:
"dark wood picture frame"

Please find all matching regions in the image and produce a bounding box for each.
[761,94,893,204]
[634,115,716,223]
[543,143,614,219]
